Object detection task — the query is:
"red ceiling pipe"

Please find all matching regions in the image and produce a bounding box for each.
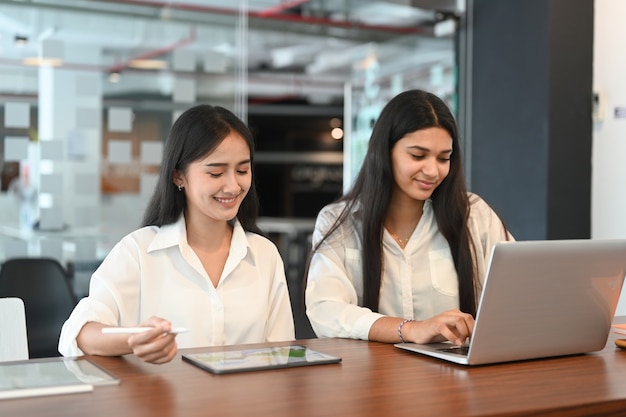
[105,0,426,34]
[258,0,312,17]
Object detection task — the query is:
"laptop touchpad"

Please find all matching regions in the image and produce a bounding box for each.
[436,345,470,356]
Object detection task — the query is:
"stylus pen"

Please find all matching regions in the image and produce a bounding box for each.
[101,327,190,335]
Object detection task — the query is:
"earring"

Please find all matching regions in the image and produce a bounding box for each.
[178,185,183,192]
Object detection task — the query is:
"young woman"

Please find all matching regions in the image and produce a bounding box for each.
[305,89,512,346]
[59,105,294,364]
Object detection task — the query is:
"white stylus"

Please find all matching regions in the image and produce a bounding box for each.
[101,327,190,335]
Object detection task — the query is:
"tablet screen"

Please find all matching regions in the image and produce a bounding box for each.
[182,345,341,374]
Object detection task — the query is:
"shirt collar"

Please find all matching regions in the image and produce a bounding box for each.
[147,215,188,253]
[147,215,253,262]
[351,198,433,216]
[229,219,252,263]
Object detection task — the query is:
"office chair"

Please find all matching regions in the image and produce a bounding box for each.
[0,297,29,362]
[0,258,77,358]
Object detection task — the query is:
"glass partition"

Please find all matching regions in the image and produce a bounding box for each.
[0,0,462,274]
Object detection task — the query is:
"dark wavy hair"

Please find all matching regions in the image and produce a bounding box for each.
[313,89,480,315]
[142,104,262,235]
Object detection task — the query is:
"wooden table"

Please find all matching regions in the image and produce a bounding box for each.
[4,332,626,417]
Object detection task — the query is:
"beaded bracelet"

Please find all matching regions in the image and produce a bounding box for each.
[397,319,414,343]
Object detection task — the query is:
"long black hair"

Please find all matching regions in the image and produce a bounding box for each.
[312,89,479,315]
[142,104,262,235]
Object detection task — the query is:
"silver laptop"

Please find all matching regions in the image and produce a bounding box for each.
[395,239,626,365]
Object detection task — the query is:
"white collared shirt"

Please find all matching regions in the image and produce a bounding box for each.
[305,193,513,340]
[59,216,294,357]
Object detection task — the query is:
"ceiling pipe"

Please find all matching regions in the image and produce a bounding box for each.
[0,57,346,99]
[258,0,312,17]
[107,26,197,74]
[0,1,439,101]
[104,0,426,35]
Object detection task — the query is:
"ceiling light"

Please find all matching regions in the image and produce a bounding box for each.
[128,59,168,70]
[108,71,121,83]
[14,35,28,46]
[331,127,344,140]
[329,118,342,128]
[22,57,63,67]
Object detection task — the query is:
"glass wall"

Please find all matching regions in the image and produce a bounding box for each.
[0,0,460,279]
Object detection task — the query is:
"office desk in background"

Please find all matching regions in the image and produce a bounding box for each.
[5,330,626,417]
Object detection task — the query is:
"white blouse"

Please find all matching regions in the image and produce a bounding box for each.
[59,216,295,357]
[305,193,513,340]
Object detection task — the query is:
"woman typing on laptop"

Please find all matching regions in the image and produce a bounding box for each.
[305,89,512,346]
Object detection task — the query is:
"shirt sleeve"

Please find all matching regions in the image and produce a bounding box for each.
[305,205,384,340]
[467,193,515,288]
[58,237,141,357]
[57,297,119,357]
[468,193,514,249]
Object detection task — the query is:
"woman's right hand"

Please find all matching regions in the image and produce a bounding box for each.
[403,309,475,345]
[126,316,179,364]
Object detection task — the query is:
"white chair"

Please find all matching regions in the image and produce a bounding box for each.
[0,297,29,362]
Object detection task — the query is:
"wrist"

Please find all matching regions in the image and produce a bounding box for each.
[397,319,415,343]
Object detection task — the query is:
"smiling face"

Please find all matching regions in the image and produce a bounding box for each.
[174,132,252,225]
[390,127,452,204]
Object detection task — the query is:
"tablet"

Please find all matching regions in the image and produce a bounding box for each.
[0,358,120,400]
[182,345,342,374]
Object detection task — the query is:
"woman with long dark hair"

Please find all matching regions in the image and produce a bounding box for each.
[306,90,512,345]
[60,105,294,364]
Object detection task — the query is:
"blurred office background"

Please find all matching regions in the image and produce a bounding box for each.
[0,0,460,337]
[1,0,625,337]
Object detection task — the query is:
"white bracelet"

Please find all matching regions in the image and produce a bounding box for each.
[397,319,414,343]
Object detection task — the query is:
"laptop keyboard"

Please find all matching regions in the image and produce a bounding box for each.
[437,345,470,356]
